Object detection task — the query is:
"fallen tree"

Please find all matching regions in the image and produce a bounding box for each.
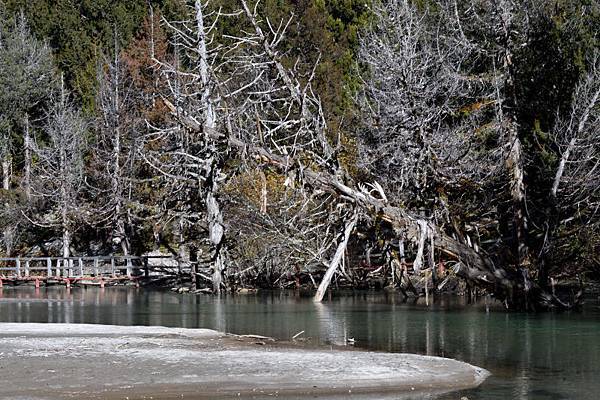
[148,0,586,310]
[164,96,580,310]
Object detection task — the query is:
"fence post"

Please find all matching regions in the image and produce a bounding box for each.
[78,258,83,276]
[55,259,61,277]
[47,258,52,277]
[111,257,116,278]
[126,257,132,278]
[94,258,99,276]
[25,260,30,277]
[16,258,21,277]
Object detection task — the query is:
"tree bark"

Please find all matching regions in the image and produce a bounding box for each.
[207,163,225,293]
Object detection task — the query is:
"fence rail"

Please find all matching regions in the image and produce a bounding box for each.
[0,255,192,282]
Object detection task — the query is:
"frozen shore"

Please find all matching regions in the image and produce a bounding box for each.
[0,323,489,399]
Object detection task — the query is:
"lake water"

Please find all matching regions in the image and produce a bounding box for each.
[1,287,599,399]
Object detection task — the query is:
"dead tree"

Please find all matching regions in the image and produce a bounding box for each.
[154,0,348,296]
[169,99,573,307]
[356,0,500,294]
[93,47,144,266]
[354,0,582,306]
[543,53,600,279]
[148,0,349,295]
[551,54,599,215]
[28,87,88,262]
[483,0,531,270]
[142,1,236,292]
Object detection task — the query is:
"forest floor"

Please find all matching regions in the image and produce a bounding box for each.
[0,323,489,399]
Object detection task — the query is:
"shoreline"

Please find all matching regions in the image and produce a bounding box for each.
[0,323,489,399]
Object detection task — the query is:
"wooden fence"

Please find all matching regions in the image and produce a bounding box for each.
[0,255,191,281]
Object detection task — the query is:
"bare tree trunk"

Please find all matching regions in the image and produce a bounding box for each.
[112,39,132,271]
[2,153,10,190]
[195,0,215,128]
[195,0,225,293]
[23,115,31,201]
[59,95,72,272]
[62,225,71,259]
[314,213,358,302]
[61,172,72,272]
[175,217,190,280]
[551,136,576,200]
[2,137,12,256]
[62,210,72,276]
[207,162,225,293]
[495,1,530,271]
[506,122,529,268]
[412,220,428,273]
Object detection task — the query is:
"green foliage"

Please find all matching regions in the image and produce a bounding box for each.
[0,14,54,116]
[511,1,600,251]
[1,0,369,145]
[0,0,184,110]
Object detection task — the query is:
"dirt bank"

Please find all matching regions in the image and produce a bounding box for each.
[0,323,489,399]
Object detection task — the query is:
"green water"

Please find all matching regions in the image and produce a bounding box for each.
[1,287,599,399]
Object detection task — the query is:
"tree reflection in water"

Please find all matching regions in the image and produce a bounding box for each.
[0,288,598,399]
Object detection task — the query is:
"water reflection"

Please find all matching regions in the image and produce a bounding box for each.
[0,287,599,400]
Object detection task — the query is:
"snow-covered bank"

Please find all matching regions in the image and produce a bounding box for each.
[0,323,489,399]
